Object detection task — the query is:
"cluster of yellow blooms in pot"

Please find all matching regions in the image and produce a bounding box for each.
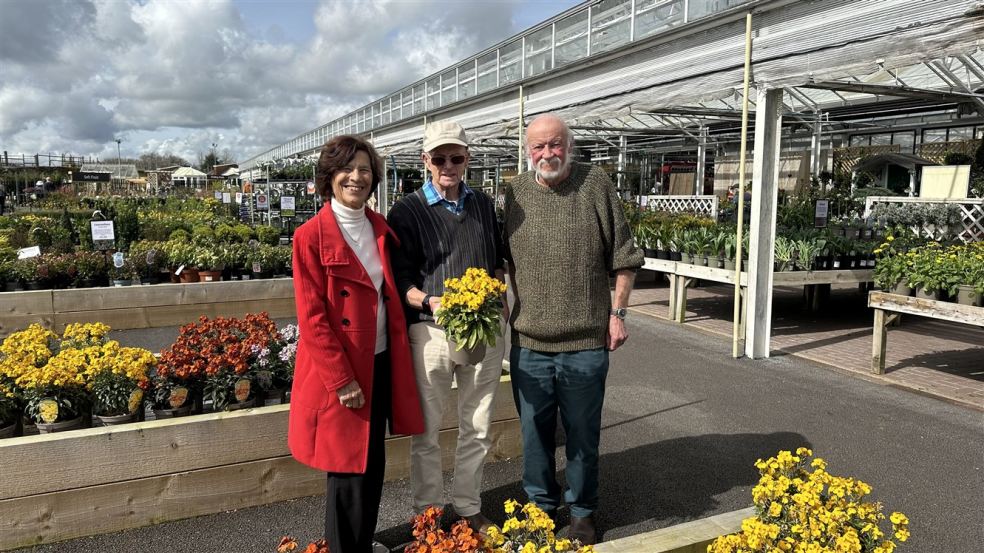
[708,448,910,553]
[437,267,508,351]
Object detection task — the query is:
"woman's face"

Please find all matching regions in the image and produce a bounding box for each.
[330,150,373,209]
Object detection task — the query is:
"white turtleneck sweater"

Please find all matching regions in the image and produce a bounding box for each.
[331,199,387,354]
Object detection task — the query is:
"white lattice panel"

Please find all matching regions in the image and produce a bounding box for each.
[647,195,719,217]
[864,197,984,243]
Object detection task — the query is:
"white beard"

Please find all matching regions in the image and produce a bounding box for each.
[531,155,570,182]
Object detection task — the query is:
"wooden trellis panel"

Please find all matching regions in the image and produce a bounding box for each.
[916,140,981,164]
[864,196,984,243]
[647,195,719,218]
[832,145,900,177]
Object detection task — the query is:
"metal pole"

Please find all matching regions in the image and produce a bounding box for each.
[732,13,753,359]
[518,85,525,173]
[115,138,122,191]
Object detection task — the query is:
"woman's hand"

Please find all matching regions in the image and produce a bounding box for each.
[337,380,365,409]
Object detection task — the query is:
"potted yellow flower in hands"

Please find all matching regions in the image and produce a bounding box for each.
[436,267,508,366]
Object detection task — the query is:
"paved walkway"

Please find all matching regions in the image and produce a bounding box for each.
[629,272,984,410]
[18,309,984,552]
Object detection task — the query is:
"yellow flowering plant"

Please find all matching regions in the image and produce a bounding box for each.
[708,448,910,553]
[485,500,594,553]
[436,267,507,351]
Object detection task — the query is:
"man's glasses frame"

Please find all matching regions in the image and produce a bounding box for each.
[427,154,467,167]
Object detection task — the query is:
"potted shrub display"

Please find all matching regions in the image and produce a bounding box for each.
[89,341,155,426]
[72,250,109,288]
[194,247,224,282]
[252,323,298,405]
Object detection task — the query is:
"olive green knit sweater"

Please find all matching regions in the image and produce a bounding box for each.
[503,163,644,352]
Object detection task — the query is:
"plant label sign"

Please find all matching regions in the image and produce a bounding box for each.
[90,220,116,250]
[814,199,829,228]
[235,192,243,204]
[112,252,125,268]
[222,192,232,204]
[17,246,41,259]
[214,191,223,200]
[256,193,269,210]
[281,195,296,217]
[306,181,315,194]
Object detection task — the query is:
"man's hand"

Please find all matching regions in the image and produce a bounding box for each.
[606,316,628,351]
[336,380,365,409]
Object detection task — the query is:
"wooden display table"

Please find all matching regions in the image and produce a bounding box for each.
[868,291,984,374]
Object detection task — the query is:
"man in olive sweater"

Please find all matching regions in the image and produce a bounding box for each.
[503,114,643,545]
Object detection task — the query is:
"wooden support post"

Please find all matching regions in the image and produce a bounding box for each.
[872,308,888,374]
[674,277,690,323]
[668,273,677,320]
[745,87,784,358]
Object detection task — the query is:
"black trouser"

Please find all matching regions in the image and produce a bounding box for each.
[325,351,392,553]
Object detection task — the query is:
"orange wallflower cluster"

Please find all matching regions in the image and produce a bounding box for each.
[277,536,329,553]
[405,506,484,553]
[157,312,278,381]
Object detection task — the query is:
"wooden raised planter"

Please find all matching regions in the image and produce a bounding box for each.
[0,278,297,337]
[0,377,521,550]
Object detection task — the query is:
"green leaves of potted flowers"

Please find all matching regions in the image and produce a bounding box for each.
[774,236,795,272]
[794,238,826,271]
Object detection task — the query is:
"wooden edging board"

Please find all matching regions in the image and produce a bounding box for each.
[594,506,755,553]
[0,377,520,550]
[0,278,297,336]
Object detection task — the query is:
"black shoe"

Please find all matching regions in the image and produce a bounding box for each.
[568,515,597,546]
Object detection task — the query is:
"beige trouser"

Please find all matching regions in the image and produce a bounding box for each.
[408,320,504,517]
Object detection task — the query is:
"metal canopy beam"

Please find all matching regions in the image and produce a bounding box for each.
[800,81,984,104]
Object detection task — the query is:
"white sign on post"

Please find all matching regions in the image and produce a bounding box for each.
[280,196,296,217]
[214,191,223,200]
[90,220,116,241]
[222,192,232,204]
[814,199,830,228]
[235,192,243,204]
[256,193,269,210]
[17,246,41,259]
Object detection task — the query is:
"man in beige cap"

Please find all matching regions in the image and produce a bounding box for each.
[387,120,507,534]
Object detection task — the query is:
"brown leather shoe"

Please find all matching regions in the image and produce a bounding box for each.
[568,515,597,545]
[464,512,494,536]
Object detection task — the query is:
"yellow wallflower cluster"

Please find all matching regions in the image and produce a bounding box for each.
[437,267,508,350]
[484,500,594,553]
[0,323,153,392]
[709,448,910,553]
[441,267,508,312]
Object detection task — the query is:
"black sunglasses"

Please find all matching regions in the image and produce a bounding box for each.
[428,155,466,166]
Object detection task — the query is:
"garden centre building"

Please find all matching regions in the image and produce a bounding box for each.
[240,0,983,358]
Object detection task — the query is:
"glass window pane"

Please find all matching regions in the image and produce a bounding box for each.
[441,70,457,105]
[948,126,973,141]
[688,0,749,21]
[555,10,588,66]
[401,91,412,119]
[892,131,914,153]
[525,27,552,77]
[849,135,869,147]
[412,84,425,115]
[591,0,631,54]
[459,62,476,99]
[635,0,684,39]
[477,52,497,92]
[869,133,891,146]
[426,78,440,111]
[499,40,522,85]
[922,128,947,143]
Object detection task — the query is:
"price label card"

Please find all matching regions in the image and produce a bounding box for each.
[222,192,232,204]
[214,191,223,200]
[112,252,125,268]
[175,264,185,276]
[814,199,830,228]
[17,246,41,259]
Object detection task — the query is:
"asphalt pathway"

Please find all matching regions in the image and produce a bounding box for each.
[20,313,984,552]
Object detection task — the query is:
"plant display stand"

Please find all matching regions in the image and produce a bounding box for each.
[0,377,520,550]
[868,291,984,375]
[644,257,874,325]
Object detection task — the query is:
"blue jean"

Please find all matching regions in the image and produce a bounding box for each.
[510,346,608,518]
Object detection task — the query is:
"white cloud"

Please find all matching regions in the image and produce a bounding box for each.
[0,0,572,165]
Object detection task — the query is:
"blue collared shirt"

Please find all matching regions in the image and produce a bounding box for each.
[422,179,473,215]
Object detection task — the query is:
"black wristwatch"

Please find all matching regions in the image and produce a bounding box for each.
[422,294,434,314]
[610,307,627,320]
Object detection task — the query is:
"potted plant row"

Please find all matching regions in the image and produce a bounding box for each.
[874,235,984,306]
[0,323,156,436]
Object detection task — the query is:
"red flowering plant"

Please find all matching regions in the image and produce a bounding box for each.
[404,506,483,553]
[154,313,278,411]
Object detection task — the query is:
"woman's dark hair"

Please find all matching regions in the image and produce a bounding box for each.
[315,135,383,199]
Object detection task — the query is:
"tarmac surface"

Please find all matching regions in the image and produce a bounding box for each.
[19,312,984,552]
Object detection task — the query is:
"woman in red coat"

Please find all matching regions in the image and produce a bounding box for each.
[289,135,424,553]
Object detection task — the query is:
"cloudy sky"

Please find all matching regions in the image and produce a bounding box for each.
[0,0,580,165]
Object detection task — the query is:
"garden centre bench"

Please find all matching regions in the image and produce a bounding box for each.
[868,291,984,374]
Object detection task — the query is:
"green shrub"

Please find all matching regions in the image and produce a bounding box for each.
[256,225,281,246]
[169,228,190,242]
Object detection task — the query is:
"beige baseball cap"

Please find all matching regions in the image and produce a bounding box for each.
[423,120,468,152]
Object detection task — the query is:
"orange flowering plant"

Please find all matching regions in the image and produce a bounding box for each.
[155,313,280,411]
[404,505,483,553]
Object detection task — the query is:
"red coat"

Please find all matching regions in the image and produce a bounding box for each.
[288,205,424,473]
